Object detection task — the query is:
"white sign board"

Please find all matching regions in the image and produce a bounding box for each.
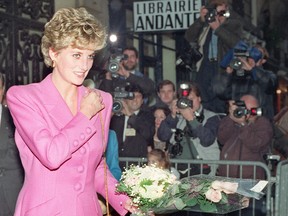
[133,0,202,32]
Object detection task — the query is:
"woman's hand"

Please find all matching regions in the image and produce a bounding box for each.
[80,89,104,119]
[123,199,155,215]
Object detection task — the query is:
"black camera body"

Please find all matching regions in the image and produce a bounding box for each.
[168,128,184,158]
[177,98,193,109]
[176,83,193,109]
[233,100,262,118]
[229,49,250,72]
[205,6,218,23]
[107,53,128,75]
[176,45,203,67]
[112,87,134,113]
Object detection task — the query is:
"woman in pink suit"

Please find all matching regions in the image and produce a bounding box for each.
[6,7,136,216]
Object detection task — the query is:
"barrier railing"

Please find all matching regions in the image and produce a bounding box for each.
[119,157,274,216]
[274,160,288,216]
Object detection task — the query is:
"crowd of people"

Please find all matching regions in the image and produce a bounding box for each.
[0,0,279,215]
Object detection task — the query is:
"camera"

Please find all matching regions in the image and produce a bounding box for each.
[176,45,203,67]
[168,128,184,158]
[220,41,264,76]
[229,49,250,71]
[233,100,262,118]
[107,53,128,75]
[204,5,230,23]
[112,87,134,113]
[176,83,193,109]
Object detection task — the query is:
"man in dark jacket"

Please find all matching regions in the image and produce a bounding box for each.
[217,94,273,179]
[184,0,243,113]
[110,84,154,158]
[213,43,278,120]
[99,46,155,104]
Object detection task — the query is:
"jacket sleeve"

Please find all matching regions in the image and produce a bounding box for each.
[94,159,128,216]
[212,72,233,100]
[214,18,243,48]
[184,17,206,43]
[126,73,155,97]
[157,114,179,142]
[186,115,220,147]
[251,67,278,94]
[238,117,273,152]
[217,116,238,147]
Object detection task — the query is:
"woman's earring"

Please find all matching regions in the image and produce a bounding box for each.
[52,60,56,68]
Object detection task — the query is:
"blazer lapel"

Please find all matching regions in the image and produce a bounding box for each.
[40,74,75,129]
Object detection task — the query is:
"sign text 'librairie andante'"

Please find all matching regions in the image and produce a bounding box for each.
[133,0,201,32]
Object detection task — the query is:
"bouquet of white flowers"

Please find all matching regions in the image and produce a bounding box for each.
[116,164,179,214]
[116,165,268,215]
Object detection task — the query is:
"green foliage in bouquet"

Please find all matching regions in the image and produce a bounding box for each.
[116,165,242,215]
[153,178,229,213]
[116,165,179,213]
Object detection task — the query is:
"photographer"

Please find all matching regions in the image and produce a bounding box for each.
[217,94,273,178]
[157,82,220,176]
[184,0,243,113]
[99,46,155,104]
[217,95,272,216]
[213,41,278,120]
[110,84,154,158]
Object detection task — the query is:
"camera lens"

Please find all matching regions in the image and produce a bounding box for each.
[108,61,119,73]
[112,100,122,113]
[230,58,243,70]
[233,107,246,118]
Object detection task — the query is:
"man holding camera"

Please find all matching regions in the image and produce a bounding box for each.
[213,42,278,121]
[99,46,155,104]
[110,84,154,158]
[217,94,273,179]
[157,82,220,177]
[184,0,243,113]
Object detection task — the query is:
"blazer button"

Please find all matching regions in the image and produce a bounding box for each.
[74,183,82,191]
[73,140,79,147]
[77,165,84,173]
[86,127,92,134]
[80,147,86,154]
[80,133,85,140]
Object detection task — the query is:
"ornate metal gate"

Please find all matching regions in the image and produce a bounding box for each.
[0,0,54,89]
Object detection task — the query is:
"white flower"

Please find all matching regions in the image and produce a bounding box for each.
[117,164,179,211]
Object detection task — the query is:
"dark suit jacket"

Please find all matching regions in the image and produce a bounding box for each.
[0,105,24,215]
[110,108,154,158]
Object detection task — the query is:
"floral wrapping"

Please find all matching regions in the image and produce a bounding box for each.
[116,165,268,215]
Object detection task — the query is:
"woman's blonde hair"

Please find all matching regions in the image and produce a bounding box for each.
[41,7,107,67]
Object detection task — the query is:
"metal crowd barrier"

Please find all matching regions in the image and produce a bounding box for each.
[119,157,274,216]
[274,160,288,216]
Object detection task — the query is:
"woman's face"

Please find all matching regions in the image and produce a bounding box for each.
[154,109,166,128]
[50,46,95,86]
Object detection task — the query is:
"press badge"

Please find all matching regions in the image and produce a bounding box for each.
[125,128,136,136]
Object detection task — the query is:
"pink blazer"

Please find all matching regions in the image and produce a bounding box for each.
[7,74,128,216]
